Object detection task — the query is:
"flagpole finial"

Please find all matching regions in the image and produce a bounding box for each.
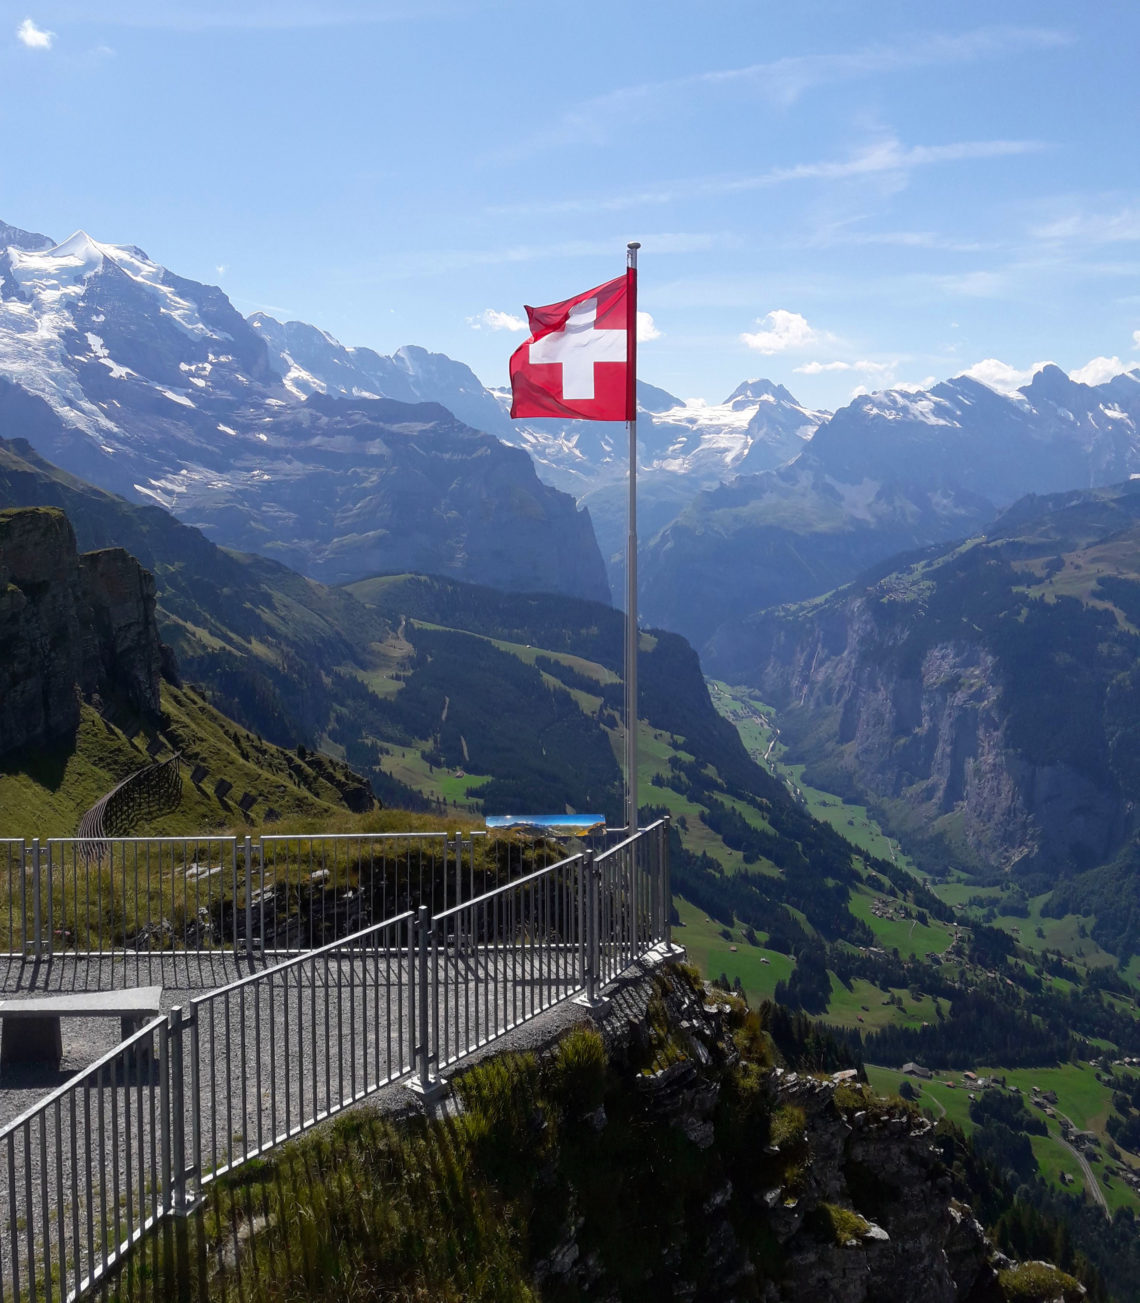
[627,241,641,250]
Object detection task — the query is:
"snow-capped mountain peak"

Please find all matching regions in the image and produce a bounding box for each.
[724,378,799,408]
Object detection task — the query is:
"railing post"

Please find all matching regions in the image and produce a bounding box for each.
[168,1008,201,1215]
[18,837,28,955]
[574,849,608,1010]
[231,839,240,956]
[31,837,42,959]
[159,1009,173,1204]
[661,816,672,946]
[244,835,253,954]
[408,904,445,1101]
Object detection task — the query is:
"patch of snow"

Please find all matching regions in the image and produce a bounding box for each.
[156,387,196,408]
[217,423,239,437]
[860,389,959,426]
[84,331,135,380]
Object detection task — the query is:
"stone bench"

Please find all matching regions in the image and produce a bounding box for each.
[0,987,163,1068]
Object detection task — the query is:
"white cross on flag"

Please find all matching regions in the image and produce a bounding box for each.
[509,272,634,421]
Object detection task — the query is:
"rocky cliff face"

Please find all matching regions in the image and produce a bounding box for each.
[715,542,1138,878]
[0,506,162,757]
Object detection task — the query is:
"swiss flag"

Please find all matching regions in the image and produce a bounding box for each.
[509,272,635,421]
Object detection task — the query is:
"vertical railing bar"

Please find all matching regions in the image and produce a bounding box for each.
[68,1090,79,1303]
[267,970,276,1146]
[310,950,318,1125]
[124,1044,135,1254]
[159,1014,172,1226]
[30,840,41,961]
[190,1009,201,1197]
[223,997,234,1171]
[240,985,249,1163]
[206,1001,216,1177]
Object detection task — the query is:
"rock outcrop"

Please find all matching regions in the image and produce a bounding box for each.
[723,592,1131,874]
[0,506,162,757]
[523,964,1085,1302]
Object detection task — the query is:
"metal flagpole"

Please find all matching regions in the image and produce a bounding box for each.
[625,241,640,834]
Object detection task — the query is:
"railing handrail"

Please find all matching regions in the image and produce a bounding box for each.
[595,817,666,863]
[0,1010,167,1142]
[191,909,416,1006]
[431,850,585,924]
[46,834,238,846]
[257,830,487,843]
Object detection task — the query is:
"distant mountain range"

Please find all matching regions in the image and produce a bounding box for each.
[248,307,828,572]
[0,223,607,600]
[8,217,1140,660]
[647,366,1140,654]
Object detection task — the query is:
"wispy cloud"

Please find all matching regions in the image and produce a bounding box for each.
[1031,206,1140,245]
[930,269,1010,298]
[362,233,721,281]
[796,225,993,254]
[490,136,1046,218]
[490,25,1069,164]
[16,17,54,48]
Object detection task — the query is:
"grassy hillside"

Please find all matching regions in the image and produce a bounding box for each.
[0,682,373,839]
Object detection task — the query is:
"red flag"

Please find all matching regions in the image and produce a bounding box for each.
[509,272,635,421]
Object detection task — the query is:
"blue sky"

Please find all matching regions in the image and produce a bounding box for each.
[3,0,1139,410]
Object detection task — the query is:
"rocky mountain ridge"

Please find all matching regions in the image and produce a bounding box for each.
[646,368,1140,653]
[0,223,607,600]
[249,308,828,576]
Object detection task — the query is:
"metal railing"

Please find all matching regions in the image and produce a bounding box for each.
[185,910,416,1187]
[1,1013,172,1302]
[0,820,672,1302]
[426,853,588,1074]
[0,831,576,970]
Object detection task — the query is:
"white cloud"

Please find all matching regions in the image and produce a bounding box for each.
[741,309,823,354]
[466,308,527,332]
[958,358,1053,394]
[17,17,54,48]
[795,359,892,375]
[1071,356,1128,386]
[1132,329,1140,350]
[637,312,662,342]
[215,264,227,276]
